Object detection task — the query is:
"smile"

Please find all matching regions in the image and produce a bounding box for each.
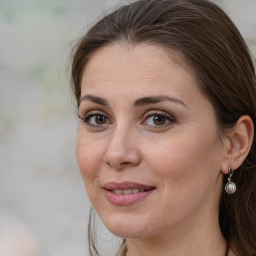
[111,188,148,195]
[103,182,156,206]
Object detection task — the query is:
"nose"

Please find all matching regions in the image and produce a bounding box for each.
[103,125,141,170]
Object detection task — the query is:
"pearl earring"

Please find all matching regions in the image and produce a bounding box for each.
[225,166,236,194]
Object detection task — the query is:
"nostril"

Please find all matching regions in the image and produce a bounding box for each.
[103,146,141,169]
[120,162,131,166]
[105,160,134,170]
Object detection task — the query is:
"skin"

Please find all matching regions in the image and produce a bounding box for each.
[76,43,235,256]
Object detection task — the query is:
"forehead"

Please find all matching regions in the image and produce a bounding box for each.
[81,43,197,95]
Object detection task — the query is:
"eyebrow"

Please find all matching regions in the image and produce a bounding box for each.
[79,94,187,108]
[134,95,188,108]
[79,95,109,106]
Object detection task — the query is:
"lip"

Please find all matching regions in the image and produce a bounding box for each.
[103,181,156,190]
[103,182,156,206]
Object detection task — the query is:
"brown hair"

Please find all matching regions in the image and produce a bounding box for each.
[70,0,256,255]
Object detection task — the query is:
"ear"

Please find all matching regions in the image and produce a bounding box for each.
[220,115,254,174]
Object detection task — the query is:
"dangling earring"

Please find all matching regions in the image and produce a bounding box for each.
[225,166,236,194]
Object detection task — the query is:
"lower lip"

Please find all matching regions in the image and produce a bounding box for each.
[104,189,155,206]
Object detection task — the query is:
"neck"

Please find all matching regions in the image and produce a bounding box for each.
[126,228,226,256]
[125,205,227,256]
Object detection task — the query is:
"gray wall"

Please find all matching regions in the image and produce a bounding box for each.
[0,0,255,255]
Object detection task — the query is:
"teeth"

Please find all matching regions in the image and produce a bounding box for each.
[123,189,132,195]
[115,190,123,195]
[112,188,146,195]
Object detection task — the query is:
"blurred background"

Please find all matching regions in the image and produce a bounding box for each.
[0,0,255,255]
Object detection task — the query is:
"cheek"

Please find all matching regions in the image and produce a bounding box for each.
[76,131,108,209]
[76,131,104,183]
[141,130,222,226]
[143,127,221,189]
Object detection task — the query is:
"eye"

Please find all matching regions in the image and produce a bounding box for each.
[79,111,110,127]
[142,111,175,127]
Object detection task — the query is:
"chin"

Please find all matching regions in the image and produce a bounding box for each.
[100,213,152,239]
[107,226,149,239]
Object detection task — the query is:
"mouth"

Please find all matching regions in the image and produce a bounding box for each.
[103,182,156,206]
[110,188,151,195]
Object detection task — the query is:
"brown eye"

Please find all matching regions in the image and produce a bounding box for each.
[95,115,107,124]
[142,111,176,127]
[79,112,110,127]
[153,115,166,125]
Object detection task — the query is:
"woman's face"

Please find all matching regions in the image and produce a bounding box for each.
[77,43,227,239]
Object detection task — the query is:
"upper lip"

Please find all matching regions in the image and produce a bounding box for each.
[103,182,156,190]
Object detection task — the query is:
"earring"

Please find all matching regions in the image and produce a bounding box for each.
[225,166,236,194]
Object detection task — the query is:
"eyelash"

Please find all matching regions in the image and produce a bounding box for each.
[78,110,111,128]
[142,110,176,128]
[78,110,176,129]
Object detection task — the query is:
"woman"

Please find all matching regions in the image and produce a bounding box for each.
[70,0,256,255]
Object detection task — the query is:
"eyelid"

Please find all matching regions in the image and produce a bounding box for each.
[79,109,108,119]
[78,110,112,128]
[141,110,176,127]
[143,110,175,120]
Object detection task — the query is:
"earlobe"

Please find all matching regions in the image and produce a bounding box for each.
[221,115,254,173]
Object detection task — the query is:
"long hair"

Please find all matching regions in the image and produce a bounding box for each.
[71,0,256,255]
